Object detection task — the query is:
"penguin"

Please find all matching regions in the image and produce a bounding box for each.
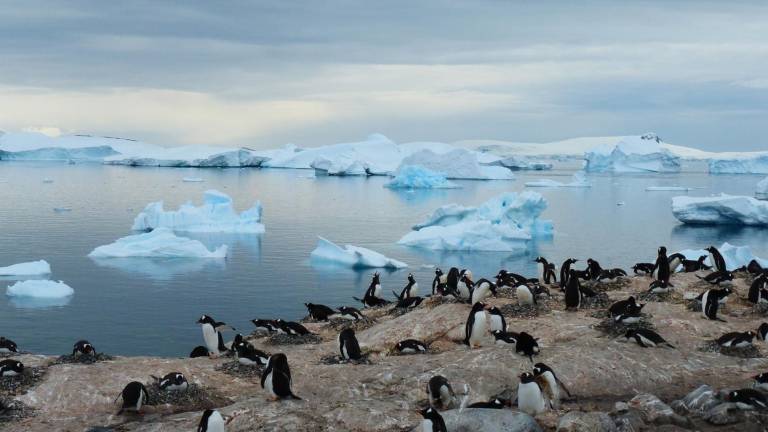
[304,303,335,321]
[758,322,768,341]
[427,375,455,409]
[559,258,578,290]
[608,296,639,317]
[198,409,226,432]
[648,279,674,294]
[535,257,557,284]
[355,273,389,307]
[274,319,311,336]
[190,346,209,358]
[597,268,627,281]
[564,269,581,310]
[197,315,233,356]
[394,273,419,300]
[444,267,462,298]
[116,381,149,415]
[533,362,572,409]
[753,373,768,391]
[680,256,711,272]
[338,328,362,361]
[516,284,536,306]
[397,296,424,309]
[395,339,428,354]
[697,286,732,305]
[515,332,540,361]
[727,389,767,410]
[701,288,729,321]
[0,337,18,354]
[492,330,519,346]
[467,398,507,409]
[517,372,548,415]
[625,329,674,348]
[706,246,727,273]
[432,268,444,295]
[72,340,96,357]
[419,407,447,432]
[261,353,301,400]
[488,307,507,333]
[667,253,685,273]
[234,342,270,366]
[716,331,756,348]
[455,274,474,300]
[496,269,530,288]
[335,306,364,321]
[251,319,278,333]
[469,278,498,304]
[464,302,488,348]
[748,273,768,303]
[632,262,655,275]
[747,260,765,275]
[586,258,603,281]
[697,271,734,285]
[155,372,189,391]
[653,246,671,284]
[0,359,23,377]
[614,313,643,325]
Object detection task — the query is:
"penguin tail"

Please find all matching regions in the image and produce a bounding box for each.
[664,342,676,349]
[289,393,302,400]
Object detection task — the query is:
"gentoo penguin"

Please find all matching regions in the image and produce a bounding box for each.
[427,375,455,409]
[395,339,428,354]
[697,286,732,305]
[632,262,655,275]
[517,372,548,415]
[234,342,269,366]
[680,256,711,272]
[559,258,578,290]
[535,257,557,284]
[516,284,536,306]
[753,373,768,391]
[197,315,233,356]
[758,323,768,341]
[338,328,362,361]
[533,363,572,409]
[367,272,382,298]
[716,331,756,348]
[469,278,498,304]
[648,279,674,294]
[72,340,96,356]
[564,269,581,310]
[419,407,447,432]
[597,268,627,281]
[727,389,767,410]
[614,312,644,325]
[495,269,530,288]
[706,246,727,273]
[0,337,18,353]
[493,330,519,346]
[625,329,675,348]
[653,246,671,284]
[198,409,226,432]
[395,274,419,300]
[608,296,639,317]
[586,258,603,281]
[488,307,507,332]
[116,381,149,414]
[697,271,734,285]
[667,253,685,273]
[396,296,424,309]
[515,332,540,361]
[155,372,189,391]
[0,359,23,377]
[335,306,364,321]
[190,346,209,358]
[749,273,768,303]
[701,288,730,321]
[444,267,462,298]
[464,302,488,348]
[432,268,444,295]
[468,398,507,409]
[261,353,301,400]
[304,303,335,321]
[251,319,278,333]
[748,260,765,275]
[274,319,311,336]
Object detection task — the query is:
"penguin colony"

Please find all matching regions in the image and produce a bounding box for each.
[3,246,768,430]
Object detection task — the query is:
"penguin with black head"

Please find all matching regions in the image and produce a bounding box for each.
[261,353,301,400]
[116,381,149,415]
[196,315,233,357]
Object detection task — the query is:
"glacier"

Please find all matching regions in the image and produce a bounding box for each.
[131,190,264,233]
[0,260,51,276]
[398,191,552,251]
[676,242,768,271]
[708,155,768,174]
[6,280,74,298]
[310,236,407,269]
[757,177,768,199]
[525,171,590,188]
[672,194,768,226]
[584,133,681,173]
[89,228,228,258]
[385,165,460,189]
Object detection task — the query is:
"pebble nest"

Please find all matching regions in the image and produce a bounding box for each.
[0,366,46,396]
[215,360,264,379]
[52,353,114,365]
[0,396,34,422]
[145,382,230,412]
[686,299,703,312]
[751,303,768,317]
[497,301,550,319]
[319,353,372,365]
[580,292,612,309]
[263,333,323,346]
[423,295,461,308]
[588,278,631,292]
[591,314,656,338]
[637,291,678,303]
[699,340,763,358]
[326,318,377,332]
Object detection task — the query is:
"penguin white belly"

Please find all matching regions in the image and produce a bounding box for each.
[458,284,471,299]
[421,419,433,432]
[518,382,546,414]
[537,262,544,279]
[708,253,716,270]
[136,390,145,412]
[517,286,534,305]
[735,402,755,410]
[638,335,656,347]
[409,283,419,297]
[472,285,490,304]
[239,356,257,366]
[374,284,382,297]
[733,340,751,348]
[542,371,560,407]
[264,371,275,395]
[0,348,10,354]
[468,311,488,346]
[701,292,711,318]
[439,386,453,407]
[756,383,768,392]
[202,324,220,355]
[342,344,350,359]
[207,411,226,432]
[489,315,504,332]
[1,370,18,377]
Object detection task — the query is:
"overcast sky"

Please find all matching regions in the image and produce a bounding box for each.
[1,0,767,150]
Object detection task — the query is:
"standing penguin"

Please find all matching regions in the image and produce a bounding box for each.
[338,328,362,361]
[586,259,603,281]
[516,284,537,306]
[116,381,149,415]
[564,270,581,310]
[419,407,447,432]
[432,268,444,295]
[470,278,498,304]
[261,353,301,400]
[701,288,730,321]
[533,363,571,409]
[198,409,226,432]
[517,372,548,415]
[758,322,768,341]
[427,375,455,409]
[535,257,557,284]
[559,258,578,290]
[395,274,419,300]
[749,273,768,303]
[197,315,233,356]
[464,302,488,348]
[653,246,671,285]
[706,246,727,273]
[488,306,507,332]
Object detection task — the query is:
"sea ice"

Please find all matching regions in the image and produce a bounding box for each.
[310,236,407,269]
[89,228,227,258]
[131,190,264,233]
[6,280,74,298]
[709,155,768,174]
[675,242,768,271]
[0,260,51,276]
[672,194,768,226]
[756,177,768,199]
[385,165,460,189]
[525,171,590,188]
[398,191,552,251]
[584,133,681,173]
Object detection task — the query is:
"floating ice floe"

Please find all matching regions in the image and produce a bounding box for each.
[0,260,51,276]
[675,242,768,271]
[672,194,768,226]
[756,177,768,199]
[131,190,264,233]
[385,165,460,189]
[584,133,681,173]
[646,186,695,191]
[89,228,227,258]
[398,191,552,251]
[6,280,74,298]
[525,171,590,188]
[310,237,407,269]
[709,155,768,174]
[182,177,204,183]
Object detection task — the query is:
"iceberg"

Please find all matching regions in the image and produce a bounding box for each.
[709,155,768,174]
[385,165,460,189]
[646,186,694,191]
[675,242,768,271]
[397,149,513,180]
[584,133,681,173]
[398,191,553,251]
[310,236,407,269]
[131,190,264,233]
[525,171,590,188]
[182,177,204,183]
[89,228,227,258]
[672,194,768,226]
[311,156,369,176]
[6,280,74,298]
[488,156,553,171]
[0,260,51,276]
[106,146,269,168]
[756,177,768,199]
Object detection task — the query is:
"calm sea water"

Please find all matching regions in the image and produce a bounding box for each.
[0,162,766,356]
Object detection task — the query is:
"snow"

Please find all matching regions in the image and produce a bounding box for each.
[310,236,407,269]
[89,228,227,258]
[106,146,268,168]
[757,177,768,199]
[525,171,590,188]
[6,280,74,298]
[584,133,681,173]
[397,149,513,180]
[0,260,51,276]
[131,190,264,233]
[675,242,768,271]
[397,191,552,251]
[0,131,157,161]
[646,186,694,191]
[311,155,369,176]
[384,165,460,189]
[709,155,768,174]
[672,194,768,226]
